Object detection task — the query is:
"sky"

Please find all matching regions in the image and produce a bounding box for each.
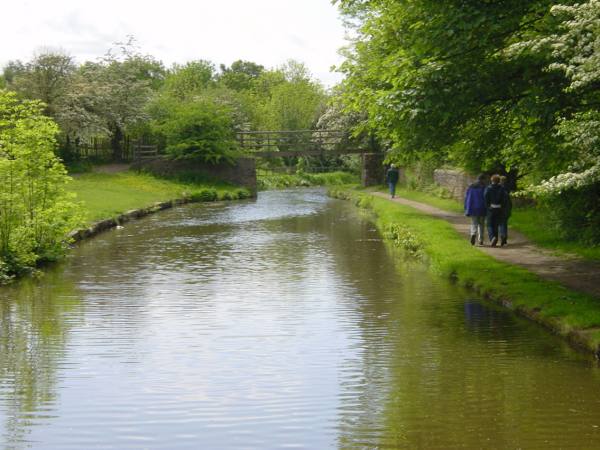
[1,0,349,86]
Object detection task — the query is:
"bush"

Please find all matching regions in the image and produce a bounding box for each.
[235,188,251,199]
[0,90,82,278]
[541,183,600,244]
[190,188,218,202]
[526,167,600,244]
[257,171,358,190]
[151,98,240,164]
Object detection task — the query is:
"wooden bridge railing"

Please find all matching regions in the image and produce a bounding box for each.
[133,143,159,162]
[236,129,367,157]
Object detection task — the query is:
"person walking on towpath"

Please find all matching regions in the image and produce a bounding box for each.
[484,174,509,247]
[464,174,488,246]
[499,175,513,247]
[386,164,400,199]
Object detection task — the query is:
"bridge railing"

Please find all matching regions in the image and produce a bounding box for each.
[236,130,365,157]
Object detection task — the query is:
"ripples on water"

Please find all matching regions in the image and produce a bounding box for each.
[1,188,600,449]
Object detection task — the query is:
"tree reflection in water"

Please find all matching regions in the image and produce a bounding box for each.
[0,270,83,444]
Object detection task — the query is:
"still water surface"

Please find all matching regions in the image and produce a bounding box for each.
[1,189,600,449]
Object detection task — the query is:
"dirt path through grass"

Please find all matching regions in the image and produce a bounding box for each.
[374,192,600,299]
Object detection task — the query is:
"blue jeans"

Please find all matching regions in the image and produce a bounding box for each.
[389,182,397,197]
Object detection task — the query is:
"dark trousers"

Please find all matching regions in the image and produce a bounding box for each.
[499,217,509,240]
[388,182,397,197]
[487,209,503,241]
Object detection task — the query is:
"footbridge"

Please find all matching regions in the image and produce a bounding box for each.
[236,129,384,186]
[236,130,367,158]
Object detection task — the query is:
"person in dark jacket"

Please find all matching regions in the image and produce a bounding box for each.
[484,174,508,247]
[499,175,512,247]
[386,164,400,198]
[464,174,487,245]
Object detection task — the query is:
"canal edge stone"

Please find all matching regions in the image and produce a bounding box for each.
[69,196,203,244]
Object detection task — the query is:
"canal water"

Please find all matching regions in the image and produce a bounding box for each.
[1,189,600,449]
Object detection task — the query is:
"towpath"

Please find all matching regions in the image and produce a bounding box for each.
[374,192,600,299]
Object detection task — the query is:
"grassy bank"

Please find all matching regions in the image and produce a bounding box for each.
[382,186,600,261]
[257,171,358,190]
[330,187,600,355]
[70,172,251,223]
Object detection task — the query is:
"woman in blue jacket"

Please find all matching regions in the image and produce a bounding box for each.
[464,174,487,245]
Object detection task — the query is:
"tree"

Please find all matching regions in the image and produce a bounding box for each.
[0,90,81,278]
[254,61,326,131]
[334,0,572,185]
[150,97,239,164]
[219,60,264,92]
[520,1,600,179]
[163,60,216,100]
[2,41,165,160]
[5,51,76,117]
[2,51,90,152]
[78,38,165,160]
[507,0,600,242]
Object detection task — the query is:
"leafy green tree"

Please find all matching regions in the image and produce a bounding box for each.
[77,38,165,160]
[335,0,573,186]
[514,1,600,181]
[1,52,94,153]
[255,61,326,131]
[4,51,76,117]
[0,90,82,278]
[163,60,216,100]
[150,97,239,164]
[506,0,600,242]
[219,60,264,92]
[2,41,165,160]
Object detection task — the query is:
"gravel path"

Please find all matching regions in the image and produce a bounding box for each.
[374,192,600,299]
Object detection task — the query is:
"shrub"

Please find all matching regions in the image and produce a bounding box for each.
[235,188,251,199]
[257,171,358,190]
[0,90,82,278]
[190,188,218,202]
[151,98,240,164]
[541,184,600,244]
[526,166,600,244]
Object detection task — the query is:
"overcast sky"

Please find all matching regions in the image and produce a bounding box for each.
[1,0,349,86]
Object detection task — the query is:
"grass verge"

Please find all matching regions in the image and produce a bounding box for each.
[70,171,251,223]
[257,171,358,190]
[330,187,600,355]
[509,208,600,260]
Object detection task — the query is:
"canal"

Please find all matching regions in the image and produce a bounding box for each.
[1,189,600,449]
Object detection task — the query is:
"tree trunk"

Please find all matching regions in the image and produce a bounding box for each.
[505,169,519,192]
[110,125,124,162]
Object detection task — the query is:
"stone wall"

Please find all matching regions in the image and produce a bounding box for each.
[132,157,257,196]
[433,168,476,201]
